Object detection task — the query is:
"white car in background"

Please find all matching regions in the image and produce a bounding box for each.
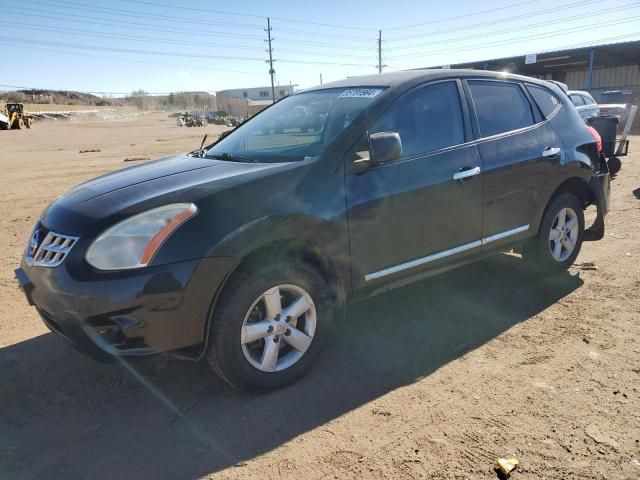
[568,90,599,120]
[595,90,632,126]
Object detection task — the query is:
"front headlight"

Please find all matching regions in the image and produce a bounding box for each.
[86,203,198,270]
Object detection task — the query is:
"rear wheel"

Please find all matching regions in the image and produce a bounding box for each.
[206,261,333,392]
[523,193,584,274]
[25,118,32,129]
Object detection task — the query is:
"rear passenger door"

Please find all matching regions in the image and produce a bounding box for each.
[466,79,563,247]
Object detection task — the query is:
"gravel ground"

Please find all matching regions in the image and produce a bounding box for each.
[0,115,638,480]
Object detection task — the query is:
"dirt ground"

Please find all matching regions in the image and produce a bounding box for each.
[0,114,638,480]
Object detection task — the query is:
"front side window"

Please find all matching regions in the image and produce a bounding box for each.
[206,87,385,163]
[370,81,464,157]
[527,84,561,118]
[468,80,534,137]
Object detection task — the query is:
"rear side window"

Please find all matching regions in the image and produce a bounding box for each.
[371,81,464,157]
[468,81,534,137]
[570,94,584,106]
[527,85,561,118]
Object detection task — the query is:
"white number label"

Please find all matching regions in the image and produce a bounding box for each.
[339,88,383,98]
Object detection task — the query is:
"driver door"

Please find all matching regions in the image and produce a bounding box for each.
[345,80,484,289]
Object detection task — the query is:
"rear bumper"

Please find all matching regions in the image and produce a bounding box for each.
[15,255,236,361]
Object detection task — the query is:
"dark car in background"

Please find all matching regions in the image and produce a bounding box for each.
[15,70,610,391]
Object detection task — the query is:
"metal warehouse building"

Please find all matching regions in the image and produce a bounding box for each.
[436,40,640,127]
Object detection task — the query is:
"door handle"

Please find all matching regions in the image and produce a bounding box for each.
[453,166,481,181]
[542,147,561,158]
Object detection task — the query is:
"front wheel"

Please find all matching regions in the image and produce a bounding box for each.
[523,193,585,274]
[206,261,333,392]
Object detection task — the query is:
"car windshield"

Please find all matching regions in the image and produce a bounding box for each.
[205,87,385,163]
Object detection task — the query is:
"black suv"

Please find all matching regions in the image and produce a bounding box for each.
[15,70,610,391]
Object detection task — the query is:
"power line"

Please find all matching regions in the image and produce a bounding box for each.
[409,32,640,68]
[386,16,640,60]
[386,0,607,41]
[3,7,376,51]
[2,8,264,40]
[29,0,265,30]
[118,0,379,31]
[0,36,377,67]
[270,27,377,42]
[386,0,543,31]
[386,5,640,54]
[11,22,376,59]
[28,0,378,43]
[0,43,267,75]
[384,24,640,64]
[275,36,377,51]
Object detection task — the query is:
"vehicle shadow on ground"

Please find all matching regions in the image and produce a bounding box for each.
[0,254,583,479]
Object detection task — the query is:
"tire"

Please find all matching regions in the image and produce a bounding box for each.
[25,118,32,129]
[607,157,621,176]
[523,192,585,274]
[17,118,24,130]
[206,261,333,392]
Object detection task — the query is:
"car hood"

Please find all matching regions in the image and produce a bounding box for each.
[41,153,288,235]
[62,154,230,203]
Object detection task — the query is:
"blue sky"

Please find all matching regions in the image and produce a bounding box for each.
[1,0,639,95]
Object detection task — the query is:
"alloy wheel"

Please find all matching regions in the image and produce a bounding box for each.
[549,207,579,262]
[240,284,316,372]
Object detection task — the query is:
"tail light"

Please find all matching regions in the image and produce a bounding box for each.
[586,125,602,154]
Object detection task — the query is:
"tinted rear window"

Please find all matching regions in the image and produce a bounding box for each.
[527,85,561,118]
[468,81,534,137]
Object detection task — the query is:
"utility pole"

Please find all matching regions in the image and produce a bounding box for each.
[377,30,382,74]
[320,73,323,86]
[265,17,276,103]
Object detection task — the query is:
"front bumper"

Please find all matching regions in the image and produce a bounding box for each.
[15,255,236,361]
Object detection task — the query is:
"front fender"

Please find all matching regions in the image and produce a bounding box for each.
[207,213,349,265]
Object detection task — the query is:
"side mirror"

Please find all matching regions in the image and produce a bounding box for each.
[369,131,403,165]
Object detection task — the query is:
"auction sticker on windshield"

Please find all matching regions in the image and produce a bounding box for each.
[339,88,383,98]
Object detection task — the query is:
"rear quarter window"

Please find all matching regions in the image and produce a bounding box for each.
[526,84,562,118]
[468,80,534,137]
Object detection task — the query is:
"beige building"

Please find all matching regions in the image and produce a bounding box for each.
[216,85,294,117]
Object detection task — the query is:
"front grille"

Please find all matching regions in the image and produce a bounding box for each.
[26,225,78,267]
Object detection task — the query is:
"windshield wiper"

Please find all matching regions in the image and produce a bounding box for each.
[207,152,258,163]
[190,134,209,157]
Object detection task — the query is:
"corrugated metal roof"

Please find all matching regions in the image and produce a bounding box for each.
[429,39,640,75]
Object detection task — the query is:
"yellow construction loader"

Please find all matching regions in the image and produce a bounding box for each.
[0,103,33,129]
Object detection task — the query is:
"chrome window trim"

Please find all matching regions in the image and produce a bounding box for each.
[364,224,530,281]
